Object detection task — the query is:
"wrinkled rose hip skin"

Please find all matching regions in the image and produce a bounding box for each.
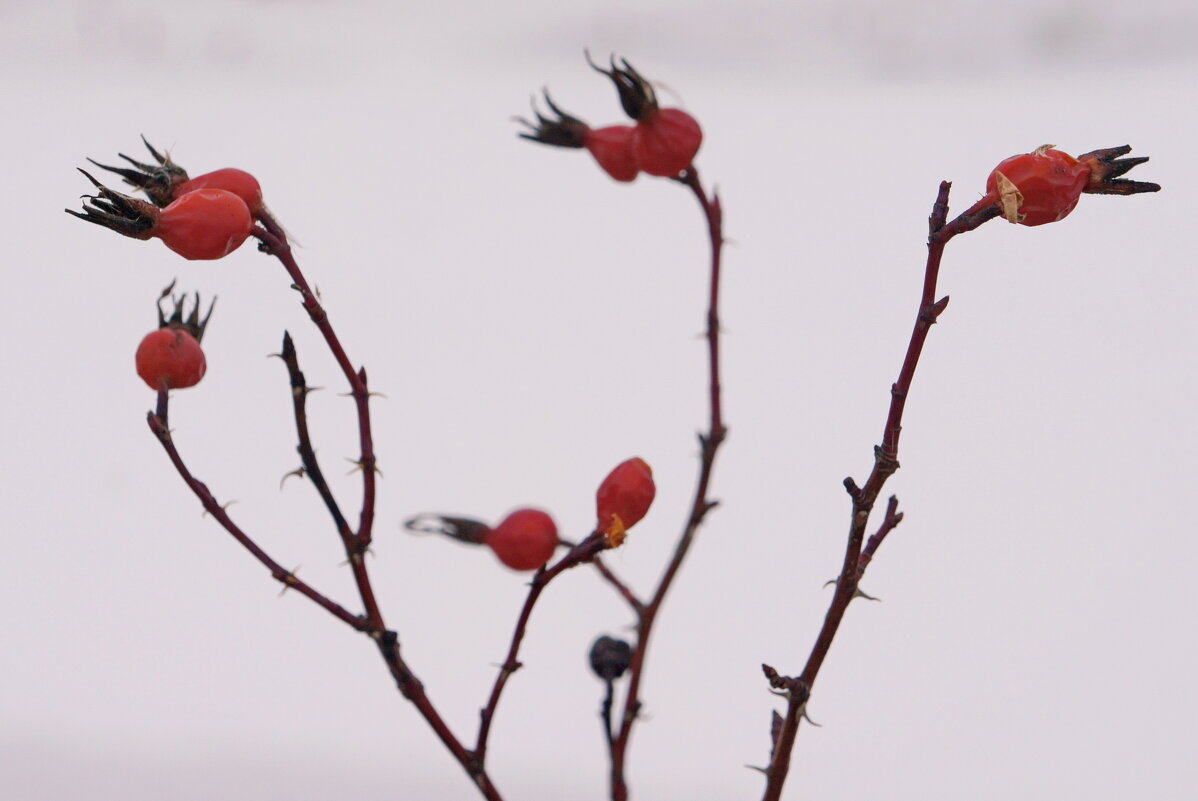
[986,147,1091,226]
[596,457,656,545]
[136,328,206,390]
[485,509,559,571]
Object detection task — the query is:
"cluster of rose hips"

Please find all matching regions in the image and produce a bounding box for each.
[408,456,657,572]
[67,139,270,394]
[984,143,1159,226]
[68,137,262,261]
[519,55,703,182]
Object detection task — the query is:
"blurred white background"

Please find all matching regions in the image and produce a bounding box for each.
[2,1,1196,799]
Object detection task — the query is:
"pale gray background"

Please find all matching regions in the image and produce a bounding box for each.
[2,0,1196,799]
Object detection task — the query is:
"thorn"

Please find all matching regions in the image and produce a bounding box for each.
[345,457,383,477]
[201,500,236,518]
[744,765,769,775]
[799,706,821,727]
[854,586,881,602]
[280,467,305,489]
[223,500,237,511]
[277,565,301,596]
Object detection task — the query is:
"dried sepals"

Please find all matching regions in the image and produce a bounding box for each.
[516,91,591,149]
[403,513,492,545]
[154,281,216,343]
[87,135,190,208]
[586,51,658,121]
[65,169,159,239]
[1077,145,1161,196]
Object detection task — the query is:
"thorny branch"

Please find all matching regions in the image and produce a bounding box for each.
[475,533,611,766]
[276,331,353,541]
[148,220,507,801]
[607,166,727,801]
[147,388,367,632]
[758,185,1000,801]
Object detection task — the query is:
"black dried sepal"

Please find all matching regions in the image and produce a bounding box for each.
[516,91,590,149]
[65,169,158,239]
[586,52,657,121]
[404,513,491,545]
[87,136,189,208]
[1079,145,1160,196]
[155,281,216,343]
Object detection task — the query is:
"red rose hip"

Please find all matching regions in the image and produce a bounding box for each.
[485,509,559,571]
[177,168,264,215]
[136,328,206,390]
[631,108,702,177]
[584,125,639,182]
[155,188,254,260]
[986,146,1091,226]
[596,457,656,546]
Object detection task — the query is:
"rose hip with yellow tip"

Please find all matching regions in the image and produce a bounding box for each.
[596,457,656,546]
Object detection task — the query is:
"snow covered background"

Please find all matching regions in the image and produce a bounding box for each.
[2,1,1196,799]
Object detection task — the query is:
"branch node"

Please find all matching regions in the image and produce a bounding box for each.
[872,444,900,475]
[842,477,861,500]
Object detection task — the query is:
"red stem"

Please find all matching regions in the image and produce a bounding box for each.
[147,391,367,631]
[593,555,645,613]
[759,186,998,801]
[475,534,609,765]
[608,167,727,801]
[253,215,378,551]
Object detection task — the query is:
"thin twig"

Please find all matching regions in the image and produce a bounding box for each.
[246,219,502,800]
[857,495,903,580]
[593,556,645,613]
[475,534,609,766]
[601,678,616,748]
[146,390,366,631]
[608,166,727,801]
[253,214,378,550]
[278,331,353,540]
[759,185,999,801]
